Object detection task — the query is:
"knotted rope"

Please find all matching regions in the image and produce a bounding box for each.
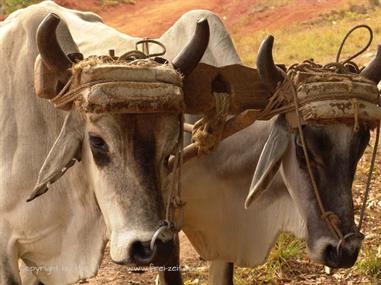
[188,74,232,155]
[192,91,231,154]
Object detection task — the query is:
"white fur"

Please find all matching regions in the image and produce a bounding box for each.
[0,2,241,284]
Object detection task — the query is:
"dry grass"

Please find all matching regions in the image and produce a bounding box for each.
[234,1,381,67]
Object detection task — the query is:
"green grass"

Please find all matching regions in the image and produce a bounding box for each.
[356,248,381,279]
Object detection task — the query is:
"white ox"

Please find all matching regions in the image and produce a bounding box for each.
[0,2,221,284]
[1,1,380,285]
[0,2,241,284]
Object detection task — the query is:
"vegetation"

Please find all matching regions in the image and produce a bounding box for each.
[1,0,133,14]
[3,0,39,14]
[234,1,381,67]
[99,0,135,7]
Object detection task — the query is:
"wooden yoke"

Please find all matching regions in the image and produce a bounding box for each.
[169,63,272,170]
[183,63,271,114]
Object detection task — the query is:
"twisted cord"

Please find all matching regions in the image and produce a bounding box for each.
[358,122,380,231]
[336,24,373,64]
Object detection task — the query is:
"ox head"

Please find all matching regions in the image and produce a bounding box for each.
[246,36,381,268]
[29,13,209,266]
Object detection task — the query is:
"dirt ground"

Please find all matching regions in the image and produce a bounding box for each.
[77,232,202,284]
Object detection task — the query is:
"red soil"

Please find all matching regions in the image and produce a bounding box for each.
[1,1,345,37]
[54,0,345,37]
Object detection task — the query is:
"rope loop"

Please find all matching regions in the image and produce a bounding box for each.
[336,24,373,64]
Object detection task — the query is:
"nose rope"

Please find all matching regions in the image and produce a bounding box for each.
[290,80,345,240]
[165,114,184,225]
[150,114,185,250]
[151,115,184,249]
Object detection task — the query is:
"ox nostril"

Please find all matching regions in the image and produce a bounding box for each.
[130,239,175,266]
[130,241,157,265]
[324,244,340,268]
[323,239,362,268]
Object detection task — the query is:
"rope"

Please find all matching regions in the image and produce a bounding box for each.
[358,122,380,231]
[165,114,185,231]
[336,24,373,64]
[289,76,344,239]
[192,91,231,155]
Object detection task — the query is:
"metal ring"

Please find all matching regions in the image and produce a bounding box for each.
[150,221,172,251]
[336,231,362,256]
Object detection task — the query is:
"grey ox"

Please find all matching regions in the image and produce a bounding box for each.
[1,1,381,285]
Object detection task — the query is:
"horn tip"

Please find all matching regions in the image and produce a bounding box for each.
[261,35,275,50]
[266,34,274,41]
[44,12,61,25]
[244,197,252,209]
[49,13,60,19]
[197,17,208,24]
[196,17,210,35]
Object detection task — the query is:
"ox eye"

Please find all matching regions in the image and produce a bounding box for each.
[89,133,108,152]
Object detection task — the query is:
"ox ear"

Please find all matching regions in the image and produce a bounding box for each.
[245,115,289,209]
[27,112,84,202]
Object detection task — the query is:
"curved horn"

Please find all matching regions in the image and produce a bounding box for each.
[36,13,73,73]
[256,35,284,92]
[361,45,381,84]
[172,18,210,77]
